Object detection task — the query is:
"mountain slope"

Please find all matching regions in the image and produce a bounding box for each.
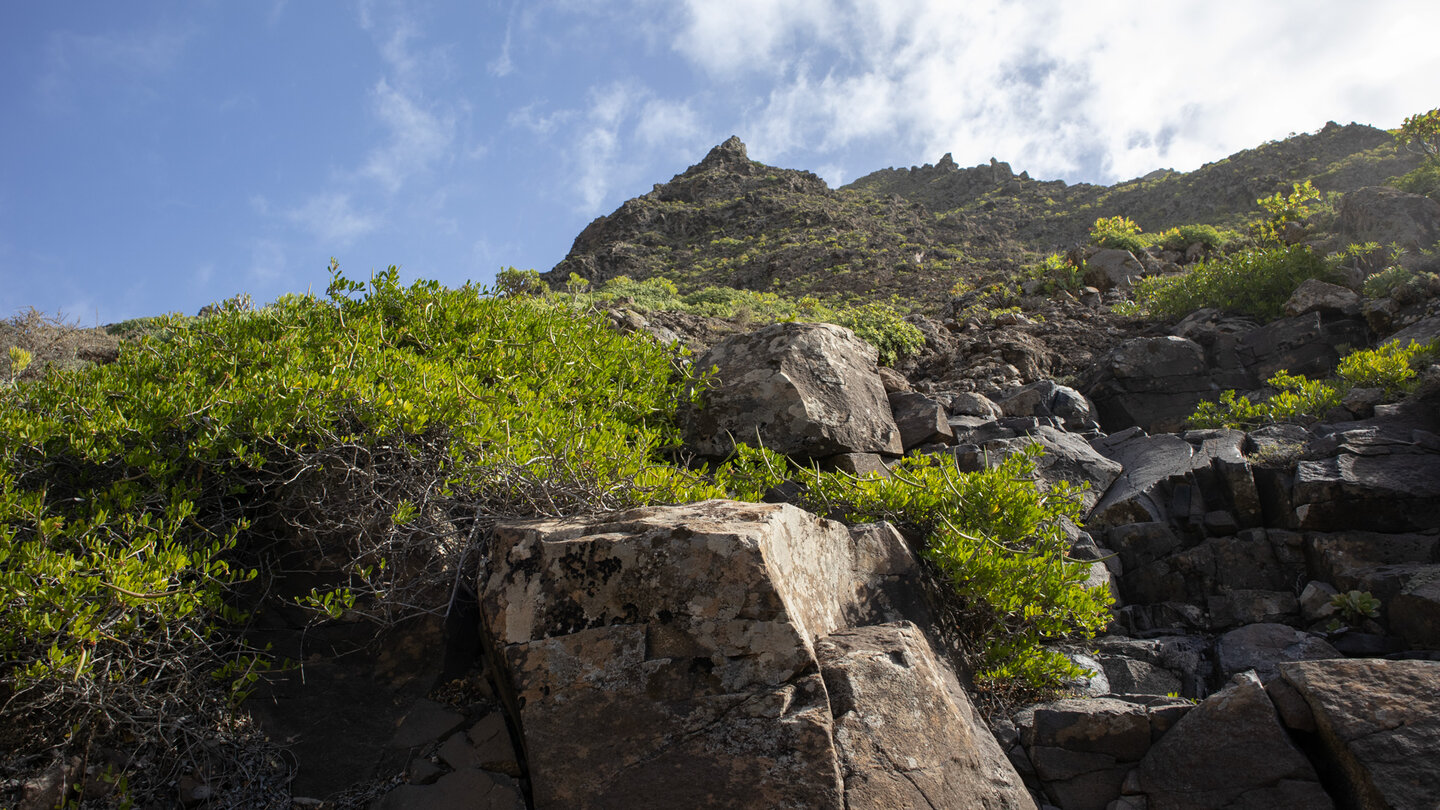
[546,124,1422,310]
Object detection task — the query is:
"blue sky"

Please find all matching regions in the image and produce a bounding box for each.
[3,1,1437,324]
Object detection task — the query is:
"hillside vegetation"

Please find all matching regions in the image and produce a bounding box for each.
[0,267,1106,803]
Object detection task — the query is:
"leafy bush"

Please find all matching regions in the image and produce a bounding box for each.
[709,443,1112,690]
[1090,215,1147,254]
[834,302,926,366]
[1190,340,1436,428]
[1329,590,1381,624]
[1155,223,1239,252]
[0,265,697,798]
[1362,265,1440,303]
[1397,107,1440,158]
[1,266,1111,798]
[1337,340,1437,396]
[1131,244,1335,321]
[1255,180,1320,243]
[1389,159,1440,202]
[1027,253,1085,293]
[494,267,547,297]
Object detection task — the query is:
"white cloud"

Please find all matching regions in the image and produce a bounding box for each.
[286,193,379,246]
[664,0,1440,183]
[38,23,194,110]
[636,99,702,149]
[360,78,456,193]
[509,103,576,135]
[574,83,642,211]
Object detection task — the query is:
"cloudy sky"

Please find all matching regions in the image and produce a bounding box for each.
[3,1,1437,323]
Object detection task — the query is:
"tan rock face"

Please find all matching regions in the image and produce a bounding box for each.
[480,500,1028,809]
[680,322,903,458]
[480,500,920,809]
[1279,658,1440,810]
[819,623,1035,810]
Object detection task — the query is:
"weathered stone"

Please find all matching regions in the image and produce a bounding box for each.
[1299,581,1340,623]
[1134,672,1332,809]
[877,365,911,393]
[1280,658,1440,810]
[1016,698,1151,810]
[1389,566,1440,649]
[681,322,903,458]
[1090,434,1195,527]
[1293,453,1440,532]
[1098,657,1182,698]
[950,391,1005,419]
[889,391,954,449]
[1233,312,1370,383]
[1284,278,1361,318]
[823,452,890,478]
[391,699,466,749]
[1213,623,1341,683]
[1207,590,1300,629]
[966,426,1122,515]
[1187,429,1262,527]
[1084,248,1147,291]
[818,623,1035,810]
[481,501,926,809]
[1303,531,1440,597]
[1338,186,1440,254]
[375,768,526,810]
[1081,337,1216,433]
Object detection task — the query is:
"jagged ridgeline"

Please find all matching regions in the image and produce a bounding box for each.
[546,124,1421,307]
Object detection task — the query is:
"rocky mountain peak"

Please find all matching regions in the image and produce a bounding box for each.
[693,135,750,173]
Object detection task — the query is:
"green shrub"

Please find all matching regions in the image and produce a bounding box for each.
[1028,253,1085,293]
[1329,590,1381,624]
[1190,340,1436,428]
[1,265,1112,795]
[1255,180,1320,243]
[1090,215,1147,254]
[1155,224,1239,252]
[711,444,1113,690]
[1132,244,1335,321]
[1362,265,1440,302]
[1389,159,1440,202]
[494,267,547,297]
[0,265,697,796]
[1337,340,1436,396]
[834,302,925,366]
[1397,107,1440,158]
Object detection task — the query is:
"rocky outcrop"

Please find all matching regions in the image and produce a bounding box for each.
[478,500,1026,809]
[1081,312,1372,434]
[1279,658,1440,810]
[819,623,1034,809]
[1338,186,1440,255]
[681,322,903,458]
[1131,672,1333,809]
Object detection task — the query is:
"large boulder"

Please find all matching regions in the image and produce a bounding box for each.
[818,623,1035,809]
[1080,336,1216,433]
[1279,658,1440,810]
[1338,186,1440,255]
[480,501,1023,809]
[1131,671,1333,809]
[1014,697,1153,810]
[1083,248,1147,292]
[952,425,1121,516]
[681,322,903,458]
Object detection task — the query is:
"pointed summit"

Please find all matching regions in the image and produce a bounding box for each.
[695,135,750,172]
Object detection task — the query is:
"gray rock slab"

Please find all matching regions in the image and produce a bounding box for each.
[1280,658,1440,810]
[682,322,903,458]
[1134,672,1333,809]
[818,623,1036,810]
